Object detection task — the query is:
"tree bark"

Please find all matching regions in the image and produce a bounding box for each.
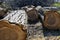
[3,10,28,25]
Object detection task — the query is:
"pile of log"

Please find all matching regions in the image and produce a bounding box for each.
[2,5,60,40]
[26,8,39,24]
[22,6,43,24]
[0,6,43,40]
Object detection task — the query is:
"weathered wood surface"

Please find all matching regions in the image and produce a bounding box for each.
[3,10,28,25]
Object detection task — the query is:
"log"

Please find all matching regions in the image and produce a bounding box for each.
[3,10,28,25]
[44,11,60,29]
[21,6,40,24]
[0,20,27,40]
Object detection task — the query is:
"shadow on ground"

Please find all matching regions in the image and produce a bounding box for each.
[43,27,60,37]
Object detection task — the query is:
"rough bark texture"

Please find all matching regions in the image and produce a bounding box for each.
[3,10,28,26]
